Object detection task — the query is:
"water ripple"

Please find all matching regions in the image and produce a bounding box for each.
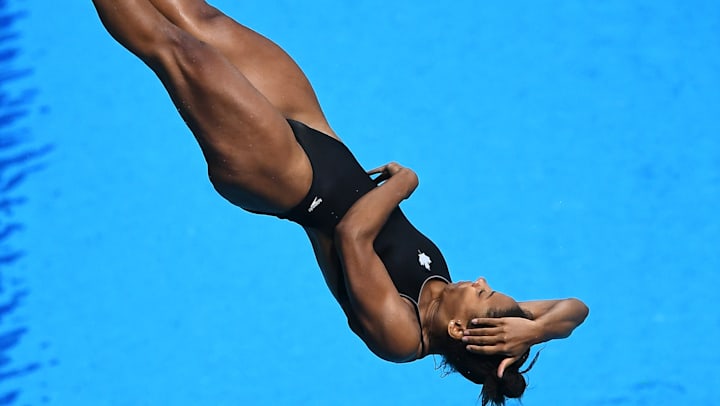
[0,2,51,404]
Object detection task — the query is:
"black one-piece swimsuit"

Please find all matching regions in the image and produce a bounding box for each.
[267,119,452,307]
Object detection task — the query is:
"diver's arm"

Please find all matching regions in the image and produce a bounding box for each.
[462,298,588,377]
[463,298,589,351]
[337,162,418,242]
[334,230,420,362]
[332,163,420,362]
[517,298,589,343]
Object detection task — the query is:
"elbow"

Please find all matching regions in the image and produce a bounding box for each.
[335,218,373,247]
[568,298,590,324]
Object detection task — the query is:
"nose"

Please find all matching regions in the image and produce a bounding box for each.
[472,277,488,288]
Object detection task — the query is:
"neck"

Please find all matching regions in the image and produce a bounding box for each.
[417,279,448,357]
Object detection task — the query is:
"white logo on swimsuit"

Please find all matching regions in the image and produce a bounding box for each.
[418,250,432,271]
[308,196,323,213]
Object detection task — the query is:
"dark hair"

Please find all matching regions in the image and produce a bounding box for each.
[440,306,538,406]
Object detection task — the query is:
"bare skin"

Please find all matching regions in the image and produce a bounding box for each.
[91,0,394,353]
[93,0,323,213]
[335,164,589,365]
[92,0,588,369]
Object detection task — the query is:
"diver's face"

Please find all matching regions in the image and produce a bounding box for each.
[441,277,519,322]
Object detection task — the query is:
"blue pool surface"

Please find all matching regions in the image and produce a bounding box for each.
[3,1,719,405]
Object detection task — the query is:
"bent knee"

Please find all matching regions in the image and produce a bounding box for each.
[190,2,224,25]
[143,28,211,73]
[127,21,184,66]
[159,0,224,34]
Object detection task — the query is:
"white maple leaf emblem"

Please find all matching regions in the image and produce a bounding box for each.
[418,250,432,271]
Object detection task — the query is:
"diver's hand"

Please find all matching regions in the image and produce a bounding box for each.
[368,162,418,198]
[462,317,540,377]
[368,162,408,183]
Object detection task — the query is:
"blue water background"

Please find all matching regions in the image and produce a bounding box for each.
[5,0,719,404]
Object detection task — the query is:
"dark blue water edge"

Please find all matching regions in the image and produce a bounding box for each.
[0,1,51,404]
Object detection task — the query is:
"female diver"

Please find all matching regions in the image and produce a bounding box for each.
[90,1,588,404]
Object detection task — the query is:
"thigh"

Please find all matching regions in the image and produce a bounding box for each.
[148,0,338,139]
[150,27,312,213]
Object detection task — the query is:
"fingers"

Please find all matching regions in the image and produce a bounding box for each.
[367,165,387,175]
[367,164,390,185]
[462,334,504,346]
[463,324,510,355]
[368,162,403,185]
[371,172,390,185]
[463,328,508,355]
[465,344,504,355]
[463,325,505,347]
[367,162,404,176]
[498,356,520,378]
[463,327,503,336]
[470,317,503,327]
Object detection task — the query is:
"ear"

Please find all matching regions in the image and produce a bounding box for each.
[447,319,465,340]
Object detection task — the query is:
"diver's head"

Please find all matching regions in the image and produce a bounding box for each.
[434,277,520,324]
[429,278,535,405]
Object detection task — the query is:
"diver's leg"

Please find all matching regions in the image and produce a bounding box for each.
[147,0,337,138]
[91,0,311,212]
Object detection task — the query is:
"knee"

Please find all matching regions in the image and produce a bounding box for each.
[194,2,224,22]
[135,25,188,67]
[191,4,228,35]
[160,0,224,33]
